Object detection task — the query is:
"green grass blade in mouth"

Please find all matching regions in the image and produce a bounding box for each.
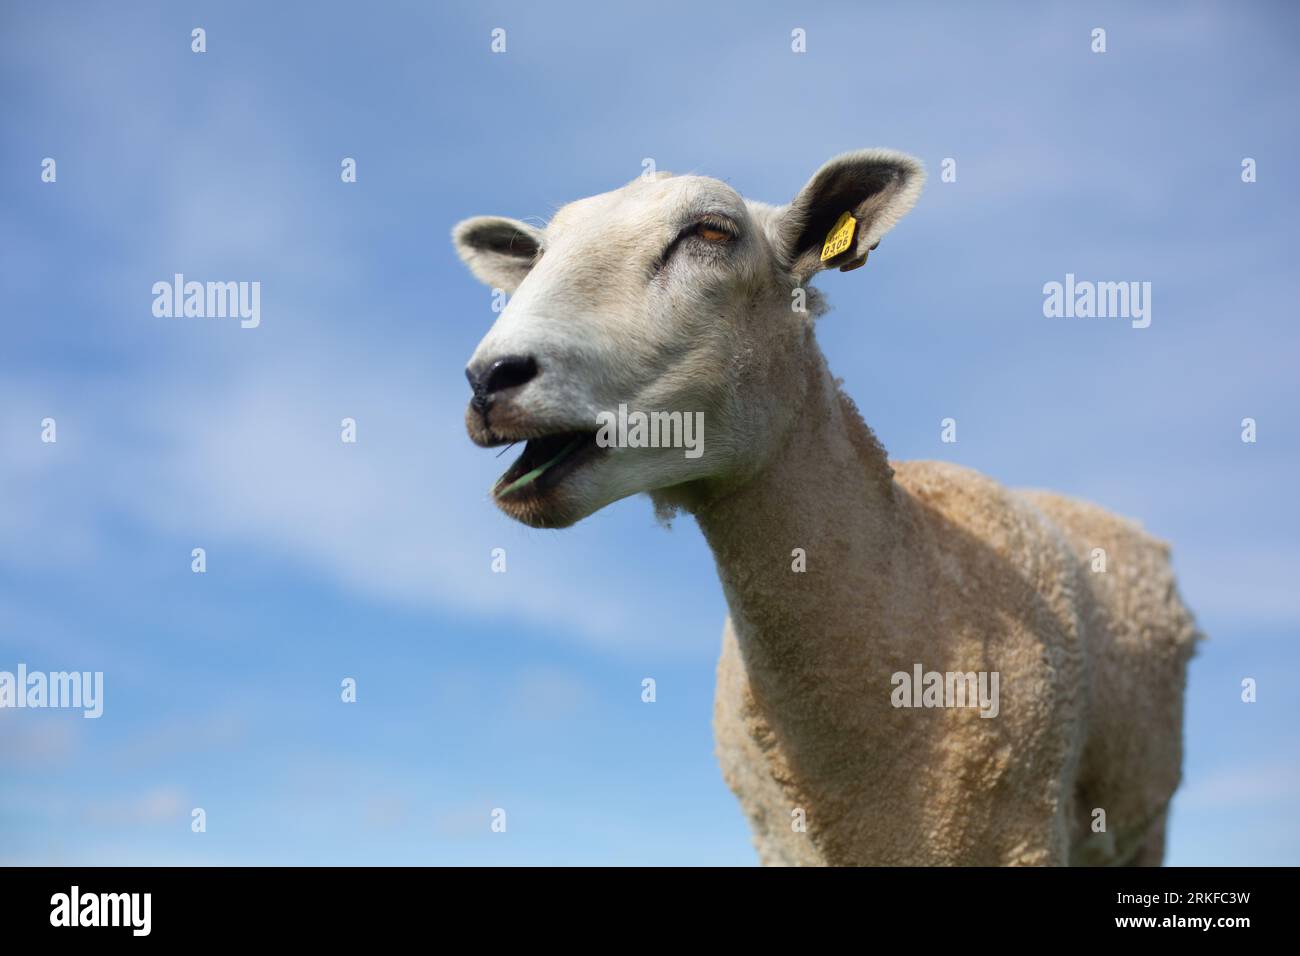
[496,435,583,497]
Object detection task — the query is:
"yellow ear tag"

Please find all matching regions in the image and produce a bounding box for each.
[820,211,857,262]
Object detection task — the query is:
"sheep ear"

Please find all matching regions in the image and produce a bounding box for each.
[777,149,924,282]
[452,216,543,293]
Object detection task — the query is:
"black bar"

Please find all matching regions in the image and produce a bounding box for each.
[0,866,1283,941]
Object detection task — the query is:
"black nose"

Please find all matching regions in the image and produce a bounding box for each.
[466,354,539,410]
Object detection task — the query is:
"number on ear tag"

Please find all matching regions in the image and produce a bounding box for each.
[820,212,857,262]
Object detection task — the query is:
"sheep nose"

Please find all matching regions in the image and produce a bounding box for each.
[465,354,539,410]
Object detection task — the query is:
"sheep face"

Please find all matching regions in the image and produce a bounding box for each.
[455,151,924,528]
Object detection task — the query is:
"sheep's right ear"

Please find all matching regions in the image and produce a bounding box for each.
[776,149,924,282]
[452,216,544,294]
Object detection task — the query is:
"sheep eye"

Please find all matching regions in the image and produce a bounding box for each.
[654,218,737,274]
[695,223,732,243]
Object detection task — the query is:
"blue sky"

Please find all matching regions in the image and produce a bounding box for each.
[1,0,1297,865]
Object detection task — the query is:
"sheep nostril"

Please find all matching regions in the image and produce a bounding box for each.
[466,355,540,411]
[482,355,539,394]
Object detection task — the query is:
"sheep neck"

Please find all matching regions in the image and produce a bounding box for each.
[693,341,914,799]
[696,340,906,639]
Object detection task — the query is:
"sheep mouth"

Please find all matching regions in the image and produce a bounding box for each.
[493,430,605,501]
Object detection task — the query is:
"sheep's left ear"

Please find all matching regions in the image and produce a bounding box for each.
[452,216,544,294]
[776,149,924,282]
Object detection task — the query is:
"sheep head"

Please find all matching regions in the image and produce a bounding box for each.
[454,150,924,528]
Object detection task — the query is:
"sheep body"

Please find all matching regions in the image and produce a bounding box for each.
[710,439,1199,866]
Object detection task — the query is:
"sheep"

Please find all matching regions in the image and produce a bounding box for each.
[453,149,1201,866]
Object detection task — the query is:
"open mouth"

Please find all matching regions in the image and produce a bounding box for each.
[493,430,604,501]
